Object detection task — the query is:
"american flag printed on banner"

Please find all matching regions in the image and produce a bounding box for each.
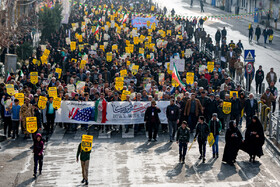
[72,107,93,122]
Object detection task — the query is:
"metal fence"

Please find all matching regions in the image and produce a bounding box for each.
[259,101,280,144]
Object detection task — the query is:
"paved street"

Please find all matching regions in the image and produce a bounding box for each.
[1,125,280,187]
[154,0,280,91]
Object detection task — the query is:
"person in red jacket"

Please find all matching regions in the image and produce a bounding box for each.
[33,133,44,178]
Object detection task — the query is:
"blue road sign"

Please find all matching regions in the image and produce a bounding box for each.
[244,49,255,62]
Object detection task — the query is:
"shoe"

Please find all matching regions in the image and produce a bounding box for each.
[213,154,215,158]
[227,161,234,166]
[39,170,42,175]
[199,155,202,160]
[202,158,206,163]
[153,139,157,142]
[182,158,185,164]
[170,140,173,142]
[85,180,88,185]
[216,153,219,158]
[148,139,152,142]
[33,173,37,178]
[179,155,182,163]
[81,178,85,183]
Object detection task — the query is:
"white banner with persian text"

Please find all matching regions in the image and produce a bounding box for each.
[55,101,169,125]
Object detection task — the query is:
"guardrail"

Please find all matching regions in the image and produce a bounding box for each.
[259,100,280,144]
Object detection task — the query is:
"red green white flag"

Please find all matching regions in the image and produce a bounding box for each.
[172,63,186,91]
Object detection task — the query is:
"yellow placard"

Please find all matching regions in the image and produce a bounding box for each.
[125,47,130,54]
[78,35,83,43]
[79,44,84,51]
[147,36,152,43]
[53,97,61,109]
[186,72,194,85]
[121,90,131,101]
[207,61,214,73]
[112,44,118,52]
[26,117,37,133]
[43,49,50,57]
[6,84,15,96]
[15,93,24,106]
[38,96,48,110]
[41,55,48,65]
[148,29,152,35]
[167,30,171,36]
[70,42,76,51]
[147,20,151,27]
[81,134,93,152]
[167,63,172,74]
[30,72,38,84]
[230,91,239,98]
[151,5,155,11]
[120,69,127,77]
[208,133,215,147]
[131,65,139,75]
[126,61,131,66]
[133,36,139,45]
[48,87,57,98]
[222,102,232,114]
[80,60,87,69]
[115,77,124,91]
[172,78,179,87]
[106,52,113,62]
[55,68,62,79]
[99,45,104,51]
[139,48,144,54]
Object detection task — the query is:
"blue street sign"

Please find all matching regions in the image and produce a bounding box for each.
[244,49,255,62]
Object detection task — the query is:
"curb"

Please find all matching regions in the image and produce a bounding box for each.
[265,136,280,163]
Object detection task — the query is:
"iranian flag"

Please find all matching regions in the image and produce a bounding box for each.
[98,17,102,23]
[6,71,11,83]
[121,14,128,24]
[94,98,107,123]
[172,64,186,91]
[94,24,100,36]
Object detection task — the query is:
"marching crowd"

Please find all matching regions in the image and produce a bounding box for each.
[0,0,274,181]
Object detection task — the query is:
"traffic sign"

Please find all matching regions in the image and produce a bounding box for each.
[245,62,254,74]
[244,49,255,62]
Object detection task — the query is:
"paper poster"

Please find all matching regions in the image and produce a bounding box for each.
[26,117,37,133]
[30,72,38,84]
[38,96,48,110]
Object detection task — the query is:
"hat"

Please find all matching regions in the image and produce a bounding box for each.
[212,113,217,117]
[216,94,220,97]
[209,93,215,97]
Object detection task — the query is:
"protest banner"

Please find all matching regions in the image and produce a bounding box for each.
[207,61,214,72]
[6,84,15,96]
[30,72,38,84]
[186,72,194,85]
[169,59,185,72]
[131,17,158,29]
[53,97,62,109]
[115,77,124,91]
[223,102,232,114]
[48,87,57,98]
[81,135,93,152]
[38,96,48,110]
[15,93,24,106]
[26,117,37,133]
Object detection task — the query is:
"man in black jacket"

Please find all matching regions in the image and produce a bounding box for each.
[176,121,190,164]
[144,100,161,141]
[194,116,209,163]
[230,93,241,126]
[244,93,258,127]
[255,65,264,94]
[205,94,217,122]
[166,99,180,142]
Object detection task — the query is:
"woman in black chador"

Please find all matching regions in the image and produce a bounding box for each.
[244,116,264,162]
[222,121,243,166]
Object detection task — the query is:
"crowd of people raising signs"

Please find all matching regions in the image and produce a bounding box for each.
[0,0,266,169]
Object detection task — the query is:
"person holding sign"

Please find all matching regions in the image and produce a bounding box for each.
[33,133,44,178]
[76,136,92,186]
[194,116,209,163]
[222,121,243,166]
[208,113,222,158]
[20,98,34,139]
[176,121,190,164]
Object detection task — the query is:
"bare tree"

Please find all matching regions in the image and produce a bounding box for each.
[0,0,36,55]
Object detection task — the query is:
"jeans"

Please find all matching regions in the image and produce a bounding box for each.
[46,113,55,137]
[198,140,207,157]
[188,113,198,131]
[256,82,262,94]
[34,154,43,175]
[4,116,12,136]
[81,160,89,180]
[212,135,219,154]
[179,142,188,160]
[168,120,177,141]
[12,120,19,138]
